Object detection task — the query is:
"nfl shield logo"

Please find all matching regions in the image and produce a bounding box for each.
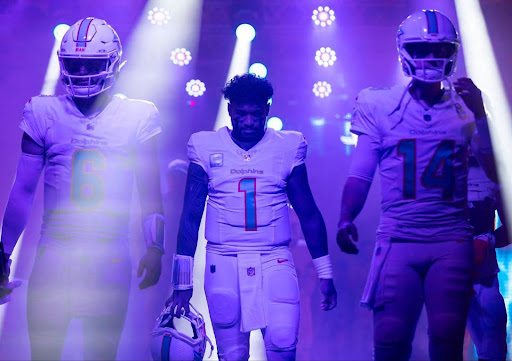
[247,267,256,277]
[210,153,223,167]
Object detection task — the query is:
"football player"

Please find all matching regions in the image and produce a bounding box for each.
[466,154,508,361]
[169,73,337,361]
[336,10,496,361]
[0,17,164,360]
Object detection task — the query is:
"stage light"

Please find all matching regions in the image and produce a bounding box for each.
[249,62,267,78]
[311,117,326,127]
[267,116,283,130]
[114,93,127,99]
[53,24,70,41]
[42,23,69,95]
[313,81,332,98]
[186,79,206,97]
[312,6,335,27]
[171,48,192,66]
[147,7,171,26]
[236,23,256,42]
[315,47,337,67]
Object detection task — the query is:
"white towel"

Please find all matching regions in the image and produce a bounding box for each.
[237,253,266,332]
[361,237,391,310]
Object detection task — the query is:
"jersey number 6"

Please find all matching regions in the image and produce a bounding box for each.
[71,149,106,209]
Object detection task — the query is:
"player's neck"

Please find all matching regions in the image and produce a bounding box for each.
[409,81,444,108]
[230,133,264,151]
[72,93,112,118]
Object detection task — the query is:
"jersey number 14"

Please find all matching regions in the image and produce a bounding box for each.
[397,139,455,200]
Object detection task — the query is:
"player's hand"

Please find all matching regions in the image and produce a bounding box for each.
[167,289,193,318]
[137,247,162,290]
[320,278,337,311]
[336,221,359,254]
[0,280,22,305]
[453,78,486,118]
[0,259,22,305]
[473,234,492,267]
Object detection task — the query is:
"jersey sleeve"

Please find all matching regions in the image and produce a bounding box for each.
[136,103,162,143]
[348,134,379,182]
[351,89,380,140]
[292,133,307,168]
[19,98,46,147]
[187,133,207,172]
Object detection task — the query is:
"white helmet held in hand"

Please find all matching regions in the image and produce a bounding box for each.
[151,303,213,361]
[397,9,459,83]
[58,17,123,98]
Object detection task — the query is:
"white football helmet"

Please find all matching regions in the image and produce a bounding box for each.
[58,17,123,98]
[151,303,213,361]
[397,10,459,83]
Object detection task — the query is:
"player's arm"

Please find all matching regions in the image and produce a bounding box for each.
[176,162,208,257]
[454,78,498,183]
[170,162,208,316]
[494,189,510,248]
[134,135,165,290]
[337,134,379,254]
[0,133,44,302]
[287,164,336,310]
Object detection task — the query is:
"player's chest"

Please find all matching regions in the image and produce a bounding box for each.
[46,117,137,150]
[206,148,288,190]
[381,107,474,150]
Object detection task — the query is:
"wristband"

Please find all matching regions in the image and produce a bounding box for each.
[143,213,165,253]
[312,254,333,279]
[172,254,194,290]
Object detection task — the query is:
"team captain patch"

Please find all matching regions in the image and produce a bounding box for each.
[210,153,223,167]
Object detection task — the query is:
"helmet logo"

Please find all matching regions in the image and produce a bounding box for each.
[75,17,94,51]
[425,10,439,34]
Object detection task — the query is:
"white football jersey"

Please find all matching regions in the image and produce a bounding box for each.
[468,161,499,203]
[352,85,475,241]
[188,127,307,254]
[20,94,161,240]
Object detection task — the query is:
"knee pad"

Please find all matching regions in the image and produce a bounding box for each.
[207,289,240,328]
[218,344,249,361]
[264,326,298,351]
[428,313,466,342]
[374,315,412,345]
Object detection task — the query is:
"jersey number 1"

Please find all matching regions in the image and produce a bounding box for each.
[238,178,257,231]
[71,149,105,209]
[397,139,455,200]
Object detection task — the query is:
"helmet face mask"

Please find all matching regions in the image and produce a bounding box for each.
[58,17,122,98]
[397,10,460,83]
